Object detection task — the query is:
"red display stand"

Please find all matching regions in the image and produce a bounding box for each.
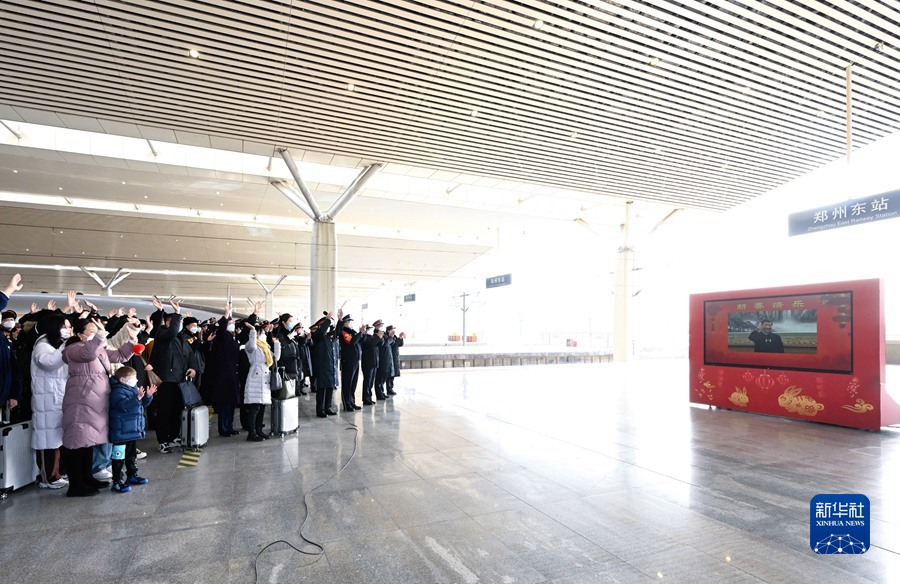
[689,279,900,430]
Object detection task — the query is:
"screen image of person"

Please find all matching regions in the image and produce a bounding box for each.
[748,320,784,353]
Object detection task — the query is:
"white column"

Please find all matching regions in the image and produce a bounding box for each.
[311,221,337,315]
[613,201,634,361]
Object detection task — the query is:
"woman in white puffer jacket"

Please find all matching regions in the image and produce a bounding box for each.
[30,314,73,489]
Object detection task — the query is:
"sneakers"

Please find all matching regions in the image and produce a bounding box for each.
[126,475,149,486]
[158,442,178,454]
[111,481,132,493]
[92,468,113,480]
[172,437,183,445]
[38,478,68,489]
[135,449,147,460]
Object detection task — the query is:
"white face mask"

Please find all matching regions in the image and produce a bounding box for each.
[226,323,236,333]
[123,377,138,387]
[83,333,95,342]
[188,326,199,335]
[2,319,14,330]
[60,328,72,340]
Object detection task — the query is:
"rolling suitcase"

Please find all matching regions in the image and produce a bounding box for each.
[180,404,209,451]
[271,397,299,435]
[0,421,39,498]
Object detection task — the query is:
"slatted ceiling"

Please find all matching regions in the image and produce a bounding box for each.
[2,3,900,214]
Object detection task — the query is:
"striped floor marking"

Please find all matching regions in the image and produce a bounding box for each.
[176,449,202,469]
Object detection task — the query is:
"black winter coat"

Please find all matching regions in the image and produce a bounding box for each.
[274,327,301,380]
[360,333,382,370]
[377,336,395,377]
[339,326,362,366]
[310,320,339,388]
[148,314,193,383]
[208,317,241,405]
[390,336,403,377]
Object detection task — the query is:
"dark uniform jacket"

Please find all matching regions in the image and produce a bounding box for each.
[310,318,339,389]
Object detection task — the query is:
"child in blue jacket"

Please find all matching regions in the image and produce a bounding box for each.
[108,366,156,493]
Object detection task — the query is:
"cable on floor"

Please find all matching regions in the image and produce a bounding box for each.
[252,416,360,584]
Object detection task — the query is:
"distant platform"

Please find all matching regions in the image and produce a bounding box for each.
[399,344,613,370]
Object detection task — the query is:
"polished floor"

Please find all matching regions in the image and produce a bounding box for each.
[2,360,899,583]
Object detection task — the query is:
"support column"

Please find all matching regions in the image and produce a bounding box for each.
[79,267,131,296]
[252,275,287,319]
[613,201,634,362]
[311,221,337,315]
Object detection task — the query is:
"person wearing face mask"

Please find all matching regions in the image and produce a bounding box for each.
[180,316,207,392]
[273,313,301,398]
[30,313,74,489]
[60,318,138,497]
[0,274,24,417]
[147,300,198,454]
[209,303,243,437]
[107,366,156,493]
[243,323,280,441]
[1,309,17,338]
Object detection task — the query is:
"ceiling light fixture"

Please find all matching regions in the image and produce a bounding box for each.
[471,109,479,117]
[649,56,661,67]
[189,48,200,58]
[346,83,355,91]
[532,19,544,30]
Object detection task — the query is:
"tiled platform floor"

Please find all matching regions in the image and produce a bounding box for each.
[2,360,899,583]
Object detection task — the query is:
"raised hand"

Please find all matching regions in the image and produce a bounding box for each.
[108,309,117,318]
[185,310,193,318]
[83,299,98,311]
[152,297,163,310]
[144,316,154,334]
[2,273,23,296]
[253,300,262,314]
[224,302,232,320]
[66,290,77,309]
[169,300,181,314]
[47,300,57,310]
[30,302,39,314]
[127,307,137,317]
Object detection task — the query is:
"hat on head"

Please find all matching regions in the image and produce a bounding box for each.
[310,315,329,331]
[372,319,383,328]
[386,325,394,332]
[183,317,199,327]
[341,314,353,323]
[2,310,16,320]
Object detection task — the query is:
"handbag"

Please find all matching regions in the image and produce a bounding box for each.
[270,366,287,400]
[179,376,203,407]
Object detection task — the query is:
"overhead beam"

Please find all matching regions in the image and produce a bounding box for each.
[323,163,383,221]
[270,180,316,220]
[278,148,324,220]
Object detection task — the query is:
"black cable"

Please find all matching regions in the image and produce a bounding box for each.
[252,415,360,584]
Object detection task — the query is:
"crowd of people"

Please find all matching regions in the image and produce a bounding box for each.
[0,273,406,498]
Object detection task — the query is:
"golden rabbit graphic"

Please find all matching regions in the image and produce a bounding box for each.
[729,387,749,407]
[777,385,824,417]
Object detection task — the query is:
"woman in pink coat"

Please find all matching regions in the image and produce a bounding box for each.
[61,318,137,497]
